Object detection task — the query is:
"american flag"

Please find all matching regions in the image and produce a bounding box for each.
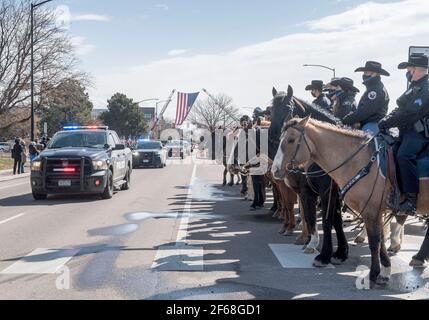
[175,92,199,126]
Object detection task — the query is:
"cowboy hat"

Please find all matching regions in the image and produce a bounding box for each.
[330,77,360,93]
[305,80,324,91]
[355,61,390,76]
[398,53,429,69]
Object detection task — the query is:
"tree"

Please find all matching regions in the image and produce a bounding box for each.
[188,93,240,131]
[100,93,148,138]
[0,0,87,126]
[38,79,93,137]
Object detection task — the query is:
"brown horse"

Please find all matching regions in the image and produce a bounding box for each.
[276,116,429,287]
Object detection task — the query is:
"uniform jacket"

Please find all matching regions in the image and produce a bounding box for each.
[313,94,332,112]
[384,75,429,132]
[342,76,389,127]
[334,92,357,121]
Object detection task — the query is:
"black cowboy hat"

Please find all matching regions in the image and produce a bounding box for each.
[330,77,360,93]
[305,80,324,91]
[398,53,429,69]
[355,61,390,76]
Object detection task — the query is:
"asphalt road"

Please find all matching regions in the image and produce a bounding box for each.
[0,158,428,300]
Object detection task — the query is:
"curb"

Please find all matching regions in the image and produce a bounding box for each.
[0,173,30,183]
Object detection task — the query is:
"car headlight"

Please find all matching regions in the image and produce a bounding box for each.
[92,160,109,171]
[133,151,139,156]
[31,160,41,172]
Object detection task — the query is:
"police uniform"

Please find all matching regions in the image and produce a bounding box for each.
[305,80,332,112]
[379,54,429,214]
[342,61,390,135]
[330,77,359,121]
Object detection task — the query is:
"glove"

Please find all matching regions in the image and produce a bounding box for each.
[378,119,389,132]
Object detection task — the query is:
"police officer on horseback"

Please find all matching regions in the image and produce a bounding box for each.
[342,61,390,136]
[378,53,429,215]
[305,80,332,112]
[328,77,359,121]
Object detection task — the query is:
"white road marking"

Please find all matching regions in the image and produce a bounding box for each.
[0,181,28,191]
[0,248,80,274]
[0,213,26,226]
[152,165,204,271]
[269,244,335,269]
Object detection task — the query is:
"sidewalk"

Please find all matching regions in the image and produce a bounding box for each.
[0,168,30,183]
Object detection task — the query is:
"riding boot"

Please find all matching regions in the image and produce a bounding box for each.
[398,193,417,216]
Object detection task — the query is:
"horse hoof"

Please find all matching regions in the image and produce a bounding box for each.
[409,258,426,268]
[331,257,345,265]
[354,236,366,244]
[376,275,390,286]
[304,247,317,254]
[388,245,401,254]
[283,229,294,237]
[294,237,307,246]
[313,259,329,268]
[278,227,286,234]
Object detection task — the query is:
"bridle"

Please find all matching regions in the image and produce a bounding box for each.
[285,125,314,169]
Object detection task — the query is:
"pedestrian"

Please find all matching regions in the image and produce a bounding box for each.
[29,142,39,163]
[342,61,390,136]
[20,140,27,173]
[11,138,23,175]
[245,152,269,210]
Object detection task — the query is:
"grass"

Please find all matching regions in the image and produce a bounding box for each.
[0,157,13,171]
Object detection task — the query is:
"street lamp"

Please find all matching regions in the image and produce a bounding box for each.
[31,0,54,142]
[303,64,336,78]
[136,98,159,105]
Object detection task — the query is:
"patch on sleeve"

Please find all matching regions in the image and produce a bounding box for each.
[415,99,423,107]
[368,91,377,100]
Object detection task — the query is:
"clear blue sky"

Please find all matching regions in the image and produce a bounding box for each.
[56,0,396,74]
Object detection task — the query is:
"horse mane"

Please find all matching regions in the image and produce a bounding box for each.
[286,118,370,140]
[293,97,339,125]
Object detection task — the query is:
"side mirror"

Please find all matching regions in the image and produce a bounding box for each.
[114,144,125,151]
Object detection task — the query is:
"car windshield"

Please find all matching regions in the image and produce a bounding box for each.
[48,131,107,149]
[137,142,161,150]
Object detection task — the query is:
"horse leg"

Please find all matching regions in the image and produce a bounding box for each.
[223,167,227,186]
[295,198,309,245]
[355,227,367,244]
[388,215,407,253]
[365,214,383,288]
[271,184,279,213]
[284,188,297,236]
[332,198,349,265]
[378,229,392,285]
[314,181,334,267]
[236,174,241,185]
[301,192,319,254]
[228,172,234,186]
[410,227,429,267]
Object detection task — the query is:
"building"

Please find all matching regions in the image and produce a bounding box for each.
[91,109,106,120]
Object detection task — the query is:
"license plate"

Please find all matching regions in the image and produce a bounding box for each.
[58,180,71,187]
[143,160,149,163]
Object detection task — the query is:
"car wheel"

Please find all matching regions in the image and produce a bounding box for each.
[122,167,131,190]
[32,192,47,201]
[101,170,114,199]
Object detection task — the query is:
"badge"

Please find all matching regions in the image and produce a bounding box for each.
[368,91,377,100]
[415,99,423,107]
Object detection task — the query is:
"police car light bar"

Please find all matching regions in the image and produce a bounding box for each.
[63,126,109,131]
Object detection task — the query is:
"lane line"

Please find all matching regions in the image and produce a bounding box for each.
[0,213,26,226]
[175,164,197,245]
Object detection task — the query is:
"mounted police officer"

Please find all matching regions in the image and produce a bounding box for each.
[378,53,429,215]
[305,80,332,112]
[329,77,359,122]
[342,61,390,136]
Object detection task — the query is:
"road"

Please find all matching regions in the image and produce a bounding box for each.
[0,158,428,300]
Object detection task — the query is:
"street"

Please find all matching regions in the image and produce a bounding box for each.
[0,158,428,300]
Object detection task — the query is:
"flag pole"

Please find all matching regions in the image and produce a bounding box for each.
[150,89,176,136]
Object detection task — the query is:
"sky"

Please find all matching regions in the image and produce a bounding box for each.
[47,0,429,119]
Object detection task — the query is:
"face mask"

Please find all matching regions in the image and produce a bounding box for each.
[334,90,344,97]
[406,71,413,82]
[326,91,336,99]
[362,75,372,83]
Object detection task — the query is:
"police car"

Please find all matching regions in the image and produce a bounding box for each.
[30,126,133,200]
